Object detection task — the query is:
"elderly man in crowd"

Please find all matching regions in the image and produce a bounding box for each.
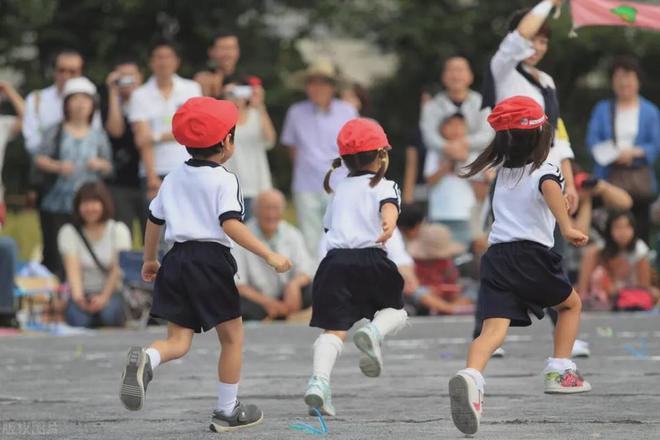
[281,59,358,257]
[235,189,314,321]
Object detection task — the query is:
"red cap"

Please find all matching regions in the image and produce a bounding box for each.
[337,118,390,156]
[172,97,238,148]
[487,96,548,132]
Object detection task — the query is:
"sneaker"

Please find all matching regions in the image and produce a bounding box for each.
[449,372,483,435]
[304,375,336,417]
[544,369,592,394]
[210,401,263,432]
[492,347,505,358]
[119,346,153,411]
[571,339,591,358]
[353,323,383,377]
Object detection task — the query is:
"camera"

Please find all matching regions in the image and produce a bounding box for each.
[229,85,253,100]
[115,75,136,88]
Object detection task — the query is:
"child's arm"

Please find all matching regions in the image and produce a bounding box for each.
[541,179,588,247]
[377,203,399,244]
[141,220,162,282]
[223,219,292,273]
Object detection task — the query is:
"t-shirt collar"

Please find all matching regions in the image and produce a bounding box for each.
[185,158,220,168]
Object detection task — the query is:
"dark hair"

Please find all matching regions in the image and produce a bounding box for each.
[53,49,84,67]
[186,127,236,158]
[441,112,465,127]
[323,149,388,193]
[508,8,552,39]
[73,181,115,225]
[460,121,553,179]
[397,203,425,231]
[149,39,179,58]
[443,55,472,71]
[344,83,370,116]
[601,211,637,263]
[63,93,97,124]
[213,31,239,45]
[610,55,644,81]
[112,56,140,69]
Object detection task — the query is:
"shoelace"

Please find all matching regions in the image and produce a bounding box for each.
[289,408,328,436]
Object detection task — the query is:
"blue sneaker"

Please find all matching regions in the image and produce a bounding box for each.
[353,323,383,377]
[304,375,336,417]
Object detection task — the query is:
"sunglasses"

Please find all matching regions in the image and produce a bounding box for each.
[56,67,82,75]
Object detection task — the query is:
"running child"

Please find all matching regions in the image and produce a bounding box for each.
[304,118,408,416]
[448,96,591,435]
[118,97,292,433]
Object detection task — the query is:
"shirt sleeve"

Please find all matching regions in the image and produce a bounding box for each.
[218,172,245,225]
[490,31,536,80]
[280,106,297,147]
[148,191,165,225]
[112,221,132,251]
[552,118,575,161]
[376,179,401,212]
[128,90,149,123]
[419,99,448,151]
[423,150,439,178]
[536,163,564,195]
[57,224,79,256]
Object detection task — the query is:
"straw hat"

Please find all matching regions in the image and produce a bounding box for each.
[407,223,466,260]
[287,58,341,89]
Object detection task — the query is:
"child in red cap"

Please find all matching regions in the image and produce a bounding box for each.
[448,96,590,436]
[303,117,408,416]
[119,97,292,433]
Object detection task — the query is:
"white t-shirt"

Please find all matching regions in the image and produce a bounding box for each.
[148,159,244,247]
[424,149,476,221]
[129,75,202,176]
[323,173,401,250]
[489,162,564,248]
[57,220,132,293]
[615,106,640,149]
[223,108,274,198]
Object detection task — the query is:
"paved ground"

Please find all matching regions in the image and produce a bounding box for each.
[1,312,660,440]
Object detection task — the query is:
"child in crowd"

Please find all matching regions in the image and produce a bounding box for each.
[577,211,658,311]
[304,118,408,416]
[424,113,476,246]
[449,96,590,436]
[119,97,292,433]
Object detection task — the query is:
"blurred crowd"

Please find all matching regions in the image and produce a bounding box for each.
[0,16,659,330]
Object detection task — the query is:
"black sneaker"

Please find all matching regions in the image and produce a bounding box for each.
[209,401,264,432]
[119,346,153,411]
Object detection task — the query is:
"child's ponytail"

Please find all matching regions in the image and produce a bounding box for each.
[369,149,388,188]
[323,157,343,193]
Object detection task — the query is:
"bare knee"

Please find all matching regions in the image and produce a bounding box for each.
[167,334,192,358]
[217,318,244,347]
[555,290,582,313]
[479,318,509,346]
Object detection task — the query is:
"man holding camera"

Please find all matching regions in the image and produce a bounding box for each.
[102,59,145,235]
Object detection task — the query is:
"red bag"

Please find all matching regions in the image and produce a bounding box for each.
[615,288,654,311]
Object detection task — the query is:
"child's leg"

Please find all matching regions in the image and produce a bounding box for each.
[214,317,243,414]
[148,322,195,367]
[313,330,346,382]
[466,317,510,372]
[371,308,408,337]
[552,290,582,359]
[354,308,407,377]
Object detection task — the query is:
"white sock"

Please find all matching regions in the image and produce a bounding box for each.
[145,348,161,369]
[371,308,408,338]
[312,333,344,382]
[459,368,486,393]
[543,357,576,374]
[217,381,239,415]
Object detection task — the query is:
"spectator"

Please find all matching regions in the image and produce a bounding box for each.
[194,31,241,98]
[340,82,370,116]
[0,237,18,328]
[0,80,25,223]
[424,113,476,246]
[221,78,276,218]
[130,41,202,201]
[402,89,435,205]
[102,59,145,235]
[577,211,658,311]
[234,189,314,321]
[586,56,660,244]
[22,49,100,154]
[281,59,358,257]
[34,77,112,278]
[58,182,131,327]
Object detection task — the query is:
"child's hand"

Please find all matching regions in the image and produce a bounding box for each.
[562,228,588,247]
[376,218,395,244]
[142,260,160,282]
[266,252,292,273]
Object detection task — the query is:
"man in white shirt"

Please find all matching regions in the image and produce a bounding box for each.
[130,41,202,200]
[234,189,314,320]
[22,50,89,154]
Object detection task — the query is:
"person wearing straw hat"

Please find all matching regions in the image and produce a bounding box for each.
[281,58,358,259]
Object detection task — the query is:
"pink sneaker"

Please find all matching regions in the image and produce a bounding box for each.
[544,369,591,394]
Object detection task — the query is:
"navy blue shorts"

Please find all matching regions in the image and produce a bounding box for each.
[150,241,241,333]
[310,248,404,331]
[478,241,572,327]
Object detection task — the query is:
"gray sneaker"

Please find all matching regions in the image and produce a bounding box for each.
[210,401,264,432]
[119,346,153,411]
[353,323,383,377]
[304,375,336,417]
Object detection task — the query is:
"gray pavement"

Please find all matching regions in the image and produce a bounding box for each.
[1,313,660,439]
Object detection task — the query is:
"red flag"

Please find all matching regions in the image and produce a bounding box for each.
[571,0,660,31]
